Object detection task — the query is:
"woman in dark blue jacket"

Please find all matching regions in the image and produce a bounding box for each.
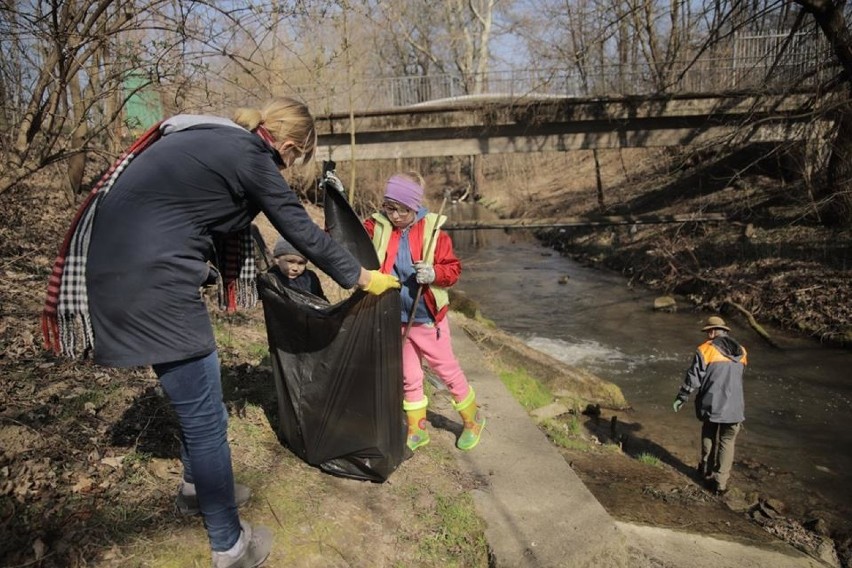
[80,98,398,568]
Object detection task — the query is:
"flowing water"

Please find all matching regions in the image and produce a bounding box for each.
[447,203,852,522]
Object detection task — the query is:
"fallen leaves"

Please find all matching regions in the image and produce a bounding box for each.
[71,476,94,494]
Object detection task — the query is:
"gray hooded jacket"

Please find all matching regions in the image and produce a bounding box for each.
[677,335,747,423]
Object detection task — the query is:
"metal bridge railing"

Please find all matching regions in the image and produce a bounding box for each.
[296,32,835,113]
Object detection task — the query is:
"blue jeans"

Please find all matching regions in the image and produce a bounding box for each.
[153,350,240,551]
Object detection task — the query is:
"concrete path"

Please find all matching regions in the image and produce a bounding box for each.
[619,522,827,568]
[442,316,629,567]
[439,315,828,568]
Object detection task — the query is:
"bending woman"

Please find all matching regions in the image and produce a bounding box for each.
[50,97,398,568]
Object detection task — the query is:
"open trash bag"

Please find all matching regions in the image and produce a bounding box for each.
[256,171,405,482]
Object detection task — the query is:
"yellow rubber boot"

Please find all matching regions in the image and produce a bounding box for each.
[452,388,485,451]
[403,398,430,451]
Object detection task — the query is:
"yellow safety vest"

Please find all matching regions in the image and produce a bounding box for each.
[370,213,449,311]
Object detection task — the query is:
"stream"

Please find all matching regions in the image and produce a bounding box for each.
[447,202,852,525]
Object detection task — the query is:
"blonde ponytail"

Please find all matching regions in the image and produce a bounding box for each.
[232,107,264,131]
[233,97,317,165]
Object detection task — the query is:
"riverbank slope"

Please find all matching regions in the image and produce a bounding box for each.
[471,148,851,347]
[454,314,847,567]
[448,312,831,567]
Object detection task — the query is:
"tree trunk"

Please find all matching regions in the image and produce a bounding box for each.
[593,149,605,211]
[472,155,485,201]
[65,150,87,203]
[66,67,89,203]
[342,2,357,202]
[821,96,852,225]
[796,0,852,226]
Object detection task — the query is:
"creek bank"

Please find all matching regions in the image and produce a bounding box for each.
[450,293,628,410]
[341,146,848,346]
[474,150,851,348]
[451,310,850,567]
[535,217,852,349]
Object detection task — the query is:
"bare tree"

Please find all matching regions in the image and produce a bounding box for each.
[513,0,849,224]
[794,0,852,225]
[0,1,204,195]
[0,1,342,196]
[3,1,124,194]
[368,0,503,98]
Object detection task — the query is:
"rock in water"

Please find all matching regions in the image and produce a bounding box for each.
[653,296,677,312]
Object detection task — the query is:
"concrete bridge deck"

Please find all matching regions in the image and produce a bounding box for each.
[315,93,824,161]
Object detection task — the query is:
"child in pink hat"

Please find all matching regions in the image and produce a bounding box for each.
[363,172,485,451]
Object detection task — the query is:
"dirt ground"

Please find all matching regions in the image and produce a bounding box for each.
[558,407,849,566]
[0,183,491,567]
[2,142,850,566]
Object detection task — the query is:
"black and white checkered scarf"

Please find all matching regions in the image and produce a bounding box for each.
[42,119,258,358]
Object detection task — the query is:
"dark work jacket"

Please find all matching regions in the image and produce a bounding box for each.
[677,335,748,423]
[86,121,360,367]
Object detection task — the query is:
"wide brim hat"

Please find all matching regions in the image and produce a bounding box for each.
[701,316,730,332]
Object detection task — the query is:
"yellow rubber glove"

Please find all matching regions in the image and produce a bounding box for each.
[362,270,400,295]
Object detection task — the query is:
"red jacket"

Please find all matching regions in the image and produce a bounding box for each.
[364,215,461,323]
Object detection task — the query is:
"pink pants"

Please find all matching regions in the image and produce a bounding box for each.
[402,317,471,404]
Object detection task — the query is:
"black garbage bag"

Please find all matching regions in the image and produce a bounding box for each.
[256,169,405,482]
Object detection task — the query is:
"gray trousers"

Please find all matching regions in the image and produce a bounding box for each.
[699,421,741,490]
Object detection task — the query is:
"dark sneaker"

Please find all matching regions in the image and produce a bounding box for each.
[176,483,251,516]
[212,521,273,568]
[702,478,729,496]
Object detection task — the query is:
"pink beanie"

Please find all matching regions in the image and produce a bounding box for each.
[384,175,423,211]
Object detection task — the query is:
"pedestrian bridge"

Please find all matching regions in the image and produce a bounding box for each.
[315,92,825,161]
[302,31,833,162]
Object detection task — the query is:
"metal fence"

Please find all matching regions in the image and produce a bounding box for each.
[294,32,836,113]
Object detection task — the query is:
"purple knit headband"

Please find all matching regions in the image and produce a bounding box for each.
[384,175,423,211]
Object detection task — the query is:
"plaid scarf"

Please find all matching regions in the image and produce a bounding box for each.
[42,121,258,358]
[216,230,258,315]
